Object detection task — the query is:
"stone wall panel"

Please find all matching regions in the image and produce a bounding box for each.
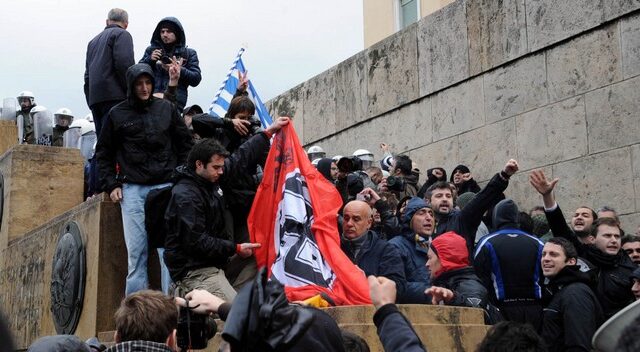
[483,53,548,123]
[585,76,640,154]
[336,52,368,130]
[458,119,516,182]
[466,0,528,73]
[632,144,640,212]
[418,0,469,95]
[504,166,554,214]
[526,0,604,52]
[391,97,433,153]
[604,0,640,21]
[432,77,485,141]
[268,84,305,143]
[546,23,622,102]
[408,137,460,179]
[619,213,639,234]
[621,13,640,79]
[515,96,588,168]
[551,148,635,214]
[303,69,337,143]
[367,25,419,117]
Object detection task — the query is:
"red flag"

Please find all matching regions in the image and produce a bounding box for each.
[248,123,371,305]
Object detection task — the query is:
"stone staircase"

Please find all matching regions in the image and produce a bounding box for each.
[98,304,488,351]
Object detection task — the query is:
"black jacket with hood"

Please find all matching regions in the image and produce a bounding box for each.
[96,63,193,193]
[139,17,201,111]
[541,265,604,352]
[163,131,271,281]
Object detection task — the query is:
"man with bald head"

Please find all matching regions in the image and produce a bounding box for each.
[341,199,406,302]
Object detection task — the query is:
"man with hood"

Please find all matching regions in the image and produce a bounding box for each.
[140,17,201,112]
[473,199,545,330]
[530,170,635,318]
[450,164,481,194]
[416,167,447,198]
[96,63,194,296]
[540,237,603,352]
[388,197,435,303]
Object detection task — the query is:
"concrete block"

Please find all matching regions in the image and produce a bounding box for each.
[504,166,554,214]
[632,144,640,212]
[0,145,84,249]
[268,84,305,144]
[546,23,622,102]
[551,148,635,214]
[324,304,485,325]
[336,52,368,130]
[432,76,485,141]
[466,0,528,73]
[367,24,419,117]
[408,137,460,180]
[526,0,604,52]
[585,76,640,153]
[604,0,640,21]
[0,197,127,349]
[621,13,640,79]
[392,97,433,153]
[483,53,548,123]
[303,68,337,143]
[618,212,639,234]
[458,119,516,182]
[515,96,588,168]
[0,121,18,156]
[418,0,469,95]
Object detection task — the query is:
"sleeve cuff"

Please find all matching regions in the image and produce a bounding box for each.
[373,303,400,327]
[544,202,558,212]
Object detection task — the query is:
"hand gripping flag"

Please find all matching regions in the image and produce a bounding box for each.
[248,123,371,305]
[209,48,273,128]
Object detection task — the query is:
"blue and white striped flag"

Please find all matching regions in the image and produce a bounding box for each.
[209,48,273,128]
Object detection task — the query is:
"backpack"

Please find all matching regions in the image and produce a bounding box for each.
[145,185,173,249]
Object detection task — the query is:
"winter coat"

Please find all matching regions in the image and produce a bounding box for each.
[95,63,193,193]
[373,304,427,352]
[163,132,271,281]
[416,167,447,198]
[341,230,406,301]
[84,23,134,107]
[541,265,604,352]
[139,17,201,111]
[545,204,635,318]
[389,232,430,304]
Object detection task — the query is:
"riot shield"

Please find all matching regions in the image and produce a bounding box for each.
[79,132,97,161]
[17,114,24,144]
[63,128,82,149]
[1,98,17,120]
[33,110,53,146]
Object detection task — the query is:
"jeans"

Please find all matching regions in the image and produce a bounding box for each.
[121,182,173,295]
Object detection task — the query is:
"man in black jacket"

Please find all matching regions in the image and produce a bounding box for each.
[530,169,635,318]
[96,63,193,296]
[84,8,134,137]
[340,200,406,301]
[540,237,603,352]
[474,199,545,330]
[164,118,289,300]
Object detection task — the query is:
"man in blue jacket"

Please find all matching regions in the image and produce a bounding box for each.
[140,17,201,112]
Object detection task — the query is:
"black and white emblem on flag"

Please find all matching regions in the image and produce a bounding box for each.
[271,169,335,288]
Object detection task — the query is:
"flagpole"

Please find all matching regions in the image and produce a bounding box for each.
[208,47,246,112]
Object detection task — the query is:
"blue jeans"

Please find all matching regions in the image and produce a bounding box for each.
[121,182,173,295]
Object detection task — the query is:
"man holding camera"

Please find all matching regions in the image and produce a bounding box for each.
[140,17,201,112]
[379,155,419,200]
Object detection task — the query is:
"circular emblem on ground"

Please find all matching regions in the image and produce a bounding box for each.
[50,221,86,334]
[0,172,4,233]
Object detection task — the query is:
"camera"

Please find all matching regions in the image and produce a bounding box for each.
[177,303,217,349]
[160,55,173,65]
[386,175,406,192]
[337,156,362,173]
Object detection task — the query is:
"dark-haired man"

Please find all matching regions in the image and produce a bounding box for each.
[622,235,640,266]
[163,117,289,301]
[530,170,635,318]
[540,237,603,352]
[379,154,419,199]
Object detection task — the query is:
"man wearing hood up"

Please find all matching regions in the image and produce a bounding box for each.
[140,17,201,112]
[473,199,545,330]
[96,63,194,296]
[388,197,435,303]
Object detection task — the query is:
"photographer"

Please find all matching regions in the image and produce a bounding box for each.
[139,17,201,112]
[335,155,376,207]
[379,155,419,200]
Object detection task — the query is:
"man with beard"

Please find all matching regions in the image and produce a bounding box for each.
[16,91,37,144]
[540,237,603,352]
[530,170,635,318]
[424,159,518,253]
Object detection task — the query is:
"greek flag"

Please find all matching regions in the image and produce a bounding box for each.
[208,48,273,128]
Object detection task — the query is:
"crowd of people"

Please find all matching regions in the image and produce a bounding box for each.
[3,6,640,352]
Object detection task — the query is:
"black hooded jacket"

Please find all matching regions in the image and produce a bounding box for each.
[163,131,271,281]
[450,164,481,194]
[96,63,193,193]
[139,17,201,111]
[541,265,604,352]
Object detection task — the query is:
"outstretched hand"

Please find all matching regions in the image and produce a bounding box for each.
[529,169,559,196]
[425,286,454,305]
[266,116,290,135]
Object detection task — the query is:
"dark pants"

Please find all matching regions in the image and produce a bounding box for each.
[499,302,543,332]
[90,100,122,194]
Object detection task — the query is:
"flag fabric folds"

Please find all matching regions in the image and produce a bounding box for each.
[248,123,371,305]
[208,48,273,128]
